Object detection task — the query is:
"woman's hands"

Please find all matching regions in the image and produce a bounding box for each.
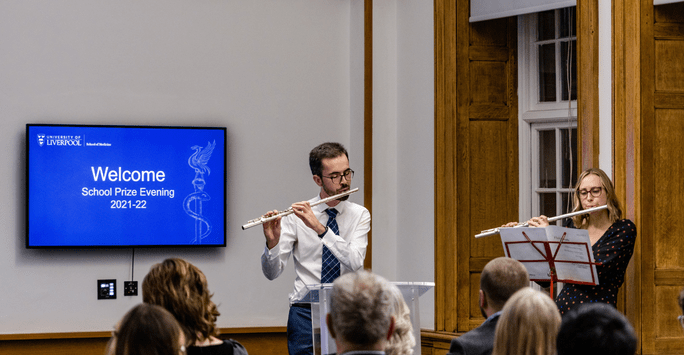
[527,215,549,227]
[500,215,549,228]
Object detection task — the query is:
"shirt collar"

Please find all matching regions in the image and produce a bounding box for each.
[484,311,502,324]
[312,195,347,215]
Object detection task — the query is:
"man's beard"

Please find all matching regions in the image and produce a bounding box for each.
[324,183,350,199]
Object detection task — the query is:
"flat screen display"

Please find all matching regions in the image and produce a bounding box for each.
[26,124,227,248]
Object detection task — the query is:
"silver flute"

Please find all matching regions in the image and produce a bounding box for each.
[242,188,359,230]
[475,205,609,238]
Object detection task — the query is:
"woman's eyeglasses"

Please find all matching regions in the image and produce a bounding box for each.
[577,187,603,199]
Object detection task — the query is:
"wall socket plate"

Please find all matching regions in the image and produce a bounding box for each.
[98,279,116,300]
[124,281,138,296]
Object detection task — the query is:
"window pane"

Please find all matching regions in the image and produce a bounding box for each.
[540,193,557,218]
[560,40,577,101]
[538,10,556,41]
[560,128,577,188]
[561,192,572,216]
[559,7,576,38]
[539,130,556,188]
[539,43,556,102]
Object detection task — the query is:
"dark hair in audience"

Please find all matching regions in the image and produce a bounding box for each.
[557,303,637,355]
[143,258,220,345]
[309,142,348,177]
[106,303,184,355]
[480,257,530,311]
[679,287,684,315]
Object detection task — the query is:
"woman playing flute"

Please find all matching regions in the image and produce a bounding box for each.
[508,168,636,315]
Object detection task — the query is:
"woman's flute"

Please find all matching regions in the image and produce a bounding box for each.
[475,205,609,238]
[242,188,359,230]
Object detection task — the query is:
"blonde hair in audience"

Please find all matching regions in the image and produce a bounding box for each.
[142,258,220,345]
[385,284,415,355]
[491,288,561,355]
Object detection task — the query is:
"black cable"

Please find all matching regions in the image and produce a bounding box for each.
[131,248,135,281]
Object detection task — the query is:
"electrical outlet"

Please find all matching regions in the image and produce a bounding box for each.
[98,279,116,300]
[124,281,138,296]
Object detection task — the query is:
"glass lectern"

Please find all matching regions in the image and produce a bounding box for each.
[298,281,434,355]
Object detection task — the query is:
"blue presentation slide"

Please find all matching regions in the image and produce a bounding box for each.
[27,125,226,247]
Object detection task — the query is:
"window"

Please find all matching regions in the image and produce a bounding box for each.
[532,123,577,222]
[518,7,577,222]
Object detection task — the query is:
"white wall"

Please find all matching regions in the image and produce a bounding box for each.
[0,0,435,334]
[396,0,435,329]
[598,0,613,175]
[372,0,435,329]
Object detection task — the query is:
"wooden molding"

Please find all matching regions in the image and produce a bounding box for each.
[434,0,518,335]
[363,0,373,271]
[0,327,288,355]
[434,0,458,333]
[0,327,287,341]
[577,0,600,170]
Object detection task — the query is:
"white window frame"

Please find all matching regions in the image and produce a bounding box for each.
[530,122,577,223]
[518,9,577,222]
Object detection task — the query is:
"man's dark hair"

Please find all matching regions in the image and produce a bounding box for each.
[480,257,529,311]
[309,142,348,176]
[557,303,637,355]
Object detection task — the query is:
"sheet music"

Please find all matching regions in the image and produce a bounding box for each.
[499,226,598,285]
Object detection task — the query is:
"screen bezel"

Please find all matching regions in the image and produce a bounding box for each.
[26,123,228,249]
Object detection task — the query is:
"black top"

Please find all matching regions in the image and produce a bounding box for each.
[555,219,637,315]
[447,313,500,355]
[187,339,248,355]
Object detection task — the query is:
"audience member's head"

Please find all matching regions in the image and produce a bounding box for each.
[385,283,415,355]
[491,288,561,355]
[326,269,394,353]
[480,257,530,317]
[142,258,220,346]
[678,287,684,330]
[106,303,186,355]
[557,303,637,355]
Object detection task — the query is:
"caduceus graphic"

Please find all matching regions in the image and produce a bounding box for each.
[183,141,215,244]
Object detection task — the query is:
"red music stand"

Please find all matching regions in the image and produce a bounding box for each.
[500,227,601,298]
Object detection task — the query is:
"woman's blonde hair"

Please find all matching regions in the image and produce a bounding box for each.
[142,258,220,345]
[491,288,561,355]
[385,284,416,355]
[571,168,622,228]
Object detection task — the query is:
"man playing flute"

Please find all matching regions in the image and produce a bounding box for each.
[260,142,371,355]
